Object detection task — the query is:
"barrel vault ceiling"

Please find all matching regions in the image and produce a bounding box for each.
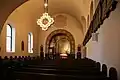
[0,0,93,33]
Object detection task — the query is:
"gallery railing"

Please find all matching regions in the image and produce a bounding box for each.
[83,0,118,46]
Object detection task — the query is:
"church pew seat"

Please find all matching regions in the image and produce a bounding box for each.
[0,56,111,80]
[13,71,106,80]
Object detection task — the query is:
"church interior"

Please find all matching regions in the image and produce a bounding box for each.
[0,0,120,80]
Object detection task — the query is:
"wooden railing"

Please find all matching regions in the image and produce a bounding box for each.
[83,0,118,46]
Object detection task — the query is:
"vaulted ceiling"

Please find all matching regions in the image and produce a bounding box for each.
[0,0,93,32]
[0,0,28,30]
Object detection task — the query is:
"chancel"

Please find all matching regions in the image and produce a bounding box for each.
[0,0,119,80]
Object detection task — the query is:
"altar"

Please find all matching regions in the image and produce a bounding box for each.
[60,53,68,59]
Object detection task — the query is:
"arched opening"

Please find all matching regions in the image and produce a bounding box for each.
[90,1,93,22]
[81,16,86,35]
[85,15,90,33]
[6,24,15,52]
[28,32,33,53]
[87,15,89,28]
[45,29,75,55]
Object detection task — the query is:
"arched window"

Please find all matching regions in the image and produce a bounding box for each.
[6,24,15,52]
[28,32,33,53]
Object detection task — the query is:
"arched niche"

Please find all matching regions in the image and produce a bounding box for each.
[90,1,93,21]
[21,41,24,51]
[45,29,75,54]
[81,16,86,35]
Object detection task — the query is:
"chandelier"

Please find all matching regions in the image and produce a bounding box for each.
[37,0,54,31]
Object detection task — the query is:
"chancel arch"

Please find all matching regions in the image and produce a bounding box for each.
[45,29,75,54]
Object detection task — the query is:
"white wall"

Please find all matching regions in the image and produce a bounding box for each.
[86,2,120,79]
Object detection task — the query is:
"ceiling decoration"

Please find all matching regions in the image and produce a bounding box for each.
[0,0,93,33]
[54,15,67,28]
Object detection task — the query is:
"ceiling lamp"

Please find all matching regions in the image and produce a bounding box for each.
[37,0,54,31]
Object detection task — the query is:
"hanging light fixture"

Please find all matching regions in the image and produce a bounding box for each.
[37,0,54,31]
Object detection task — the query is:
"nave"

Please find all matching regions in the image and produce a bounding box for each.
[0,55,117,80]
[0,0,119,80]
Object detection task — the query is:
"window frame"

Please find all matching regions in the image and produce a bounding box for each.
[28,32,33,53]
[6,24,15,52]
